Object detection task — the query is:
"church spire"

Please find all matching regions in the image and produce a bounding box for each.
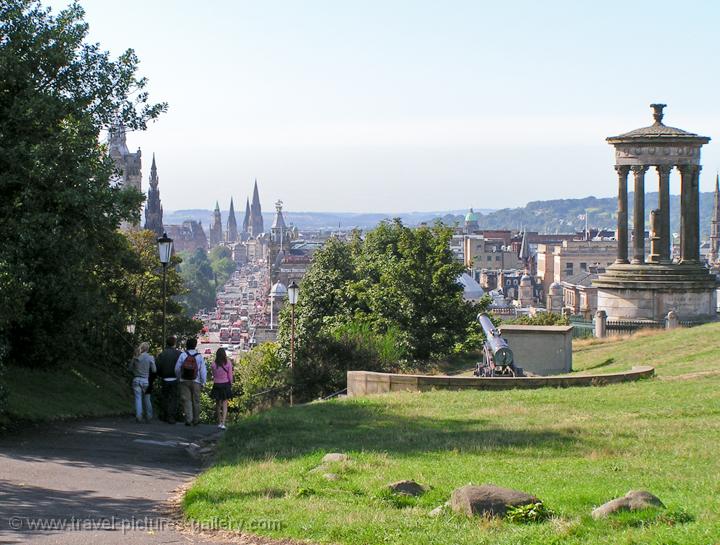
[210,201,223,246]
[143,153,163,236]
[226,197,238,242]
[149,153,158,189]
[710,174,720,265]
[249,179,264,236]
[242,197,251,235]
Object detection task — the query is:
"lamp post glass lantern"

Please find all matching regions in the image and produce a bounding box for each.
[287,281,299,405]
[157,232,173,265]
[287,281,299,305]
[157,232,173,343]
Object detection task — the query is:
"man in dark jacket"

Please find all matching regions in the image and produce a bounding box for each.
[156,336,181,423]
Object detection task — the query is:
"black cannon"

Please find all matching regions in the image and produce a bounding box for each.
[474,313,523,377]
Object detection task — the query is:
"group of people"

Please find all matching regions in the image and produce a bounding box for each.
[127,336,234,429]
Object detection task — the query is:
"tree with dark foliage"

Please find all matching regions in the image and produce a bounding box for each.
[0,1,167,368]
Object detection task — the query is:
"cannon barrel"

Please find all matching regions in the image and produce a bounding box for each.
[477,313,513,366]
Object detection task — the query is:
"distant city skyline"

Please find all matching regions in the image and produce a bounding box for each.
[48,0,720,212]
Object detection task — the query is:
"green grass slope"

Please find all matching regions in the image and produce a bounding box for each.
[2,364,130,425]
[185,325,720,545]
[573,321,720,377]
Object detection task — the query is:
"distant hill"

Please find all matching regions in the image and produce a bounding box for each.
[162,209,495,231]
[435,192,718,238]
[163,192,718,237]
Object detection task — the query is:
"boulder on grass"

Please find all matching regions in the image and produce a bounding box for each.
[388,480,426,496]
[322,452,350,463]
[450,484,538,518]
[591,490,665,519]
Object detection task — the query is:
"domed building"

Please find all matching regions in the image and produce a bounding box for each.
[269,281,287,330]
[464,208,480,233]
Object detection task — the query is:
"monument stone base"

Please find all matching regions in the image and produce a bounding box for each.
[595,263,718,322]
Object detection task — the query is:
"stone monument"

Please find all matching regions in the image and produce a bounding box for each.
[595,104,717,322]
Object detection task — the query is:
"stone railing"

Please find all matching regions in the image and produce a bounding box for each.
[346,366,654,397]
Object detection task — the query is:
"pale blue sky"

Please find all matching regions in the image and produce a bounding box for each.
[48,0,720,212]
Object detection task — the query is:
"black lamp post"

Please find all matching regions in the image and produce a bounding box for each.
[157,232,174,343]
[287,280,300,406]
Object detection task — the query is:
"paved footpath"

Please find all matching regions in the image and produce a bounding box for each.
[0,417,243,545]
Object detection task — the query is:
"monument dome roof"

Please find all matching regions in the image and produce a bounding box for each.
[617,124,697,139]
[270,282,287,297]
[465,208,479,222]
[608,104,709,142]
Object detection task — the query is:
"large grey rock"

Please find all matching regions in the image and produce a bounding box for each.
[388,480,426,496]
[450,484,538,517]
[322,452,350,463]
[591,490,665,519]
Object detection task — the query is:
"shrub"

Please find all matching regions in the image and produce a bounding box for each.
[507,313,569,326]
[330,321,405,371]
[233,343,289,413]
[505,502,554,523]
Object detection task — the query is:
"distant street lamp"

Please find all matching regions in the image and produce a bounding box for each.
[287,281,300,406]
[157,232,174,343]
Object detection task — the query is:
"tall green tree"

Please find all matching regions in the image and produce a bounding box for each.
[178,249,216,315]
[209,245,237,288]
[277,220,481,400]
[0,0,166,367]
[117,231,201,351]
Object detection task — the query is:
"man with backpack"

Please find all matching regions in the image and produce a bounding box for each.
[174,337,207,426]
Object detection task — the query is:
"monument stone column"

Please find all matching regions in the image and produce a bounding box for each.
[690,165,701,262]
[656,165,672,263]
[615,165,630,264]
[631,165,648,264]
[679,165,698,263]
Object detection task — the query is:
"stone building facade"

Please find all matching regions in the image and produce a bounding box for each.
[536,239,617,294]
[165,221,208,253]
[108,123,142,230]
[463,235,522,271]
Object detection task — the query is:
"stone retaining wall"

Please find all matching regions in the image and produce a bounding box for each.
[346,366,655,397]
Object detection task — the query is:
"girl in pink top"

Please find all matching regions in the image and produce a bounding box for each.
[210,347,234,429]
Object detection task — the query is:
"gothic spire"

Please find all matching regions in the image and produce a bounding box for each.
[143,153,163,237]
[210,200,223,246]
[713,174,720,223]
[226,197,238,242]
[710,174,720,264]
[249,179,264,235]
[242,197,251,234]
[252,179,260,208]
[149,153,158,189]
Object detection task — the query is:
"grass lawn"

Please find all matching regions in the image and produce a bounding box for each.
[573,322,720,377]
[1,364,130,427]
[184,324,720,545]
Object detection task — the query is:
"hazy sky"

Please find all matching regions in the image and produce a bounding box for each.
[48,0,720,212]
